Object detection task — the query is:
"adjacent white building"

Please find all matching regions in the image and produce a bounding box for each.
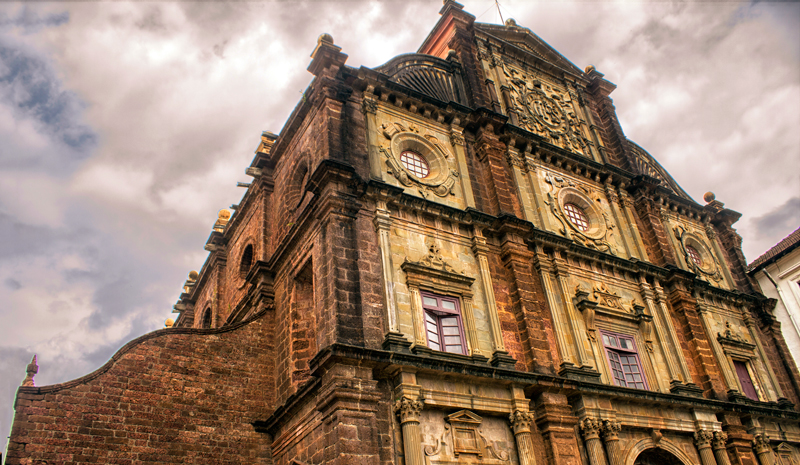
[750,227,800,372]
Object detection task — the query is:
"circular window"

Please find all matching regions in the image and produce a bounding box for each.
[686,245,703,267]
[400,150,429,178]
[564,203,590,231]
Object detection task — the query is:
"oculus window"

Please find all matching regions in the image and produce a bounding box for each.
[563,202,590,231]
[400,150,430,179]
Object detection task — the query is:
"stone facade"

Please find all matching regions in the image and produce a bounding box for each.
[6,2,800,465]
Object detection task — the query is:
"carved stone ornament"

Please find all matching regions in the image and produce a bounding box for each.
[673,225,723,282]
[361,97,378,114]
[380,121,459,198]
[712,431,728,450]
[394,396,424,424]
[509,410,535,435]
[593,282,624,310]
[406,243,461,275]
[601,420,622,441]
[423,410,511,464]
[544,174,616,255]
[581,417,603,440]
[752,434,772,454]
[717,322,756,352]
[694,429,714,448]
[22,355,38,387]
[493,57,591,156]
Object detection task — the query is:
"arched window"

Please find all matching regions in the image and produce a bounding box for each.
[239,244,253,279]
[201,308,212,329]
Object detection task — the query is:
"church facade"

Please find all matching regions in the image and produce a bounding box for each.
[7,2,800,465]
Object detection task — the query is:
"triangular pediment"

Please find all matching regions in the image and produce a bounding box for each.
[446,409,483,425]
[475,22,584,76]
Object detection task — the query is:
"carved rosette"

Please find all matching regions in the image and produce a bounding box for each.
[694,429,714,449]
[601,420,621,441]
[394,396,424,424]
[509,410,535,435]
[580,417,603,440]
[712,431,728,450]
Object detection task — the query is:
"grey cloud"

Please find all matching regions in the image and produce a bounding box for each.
[0,35,97,165]
[752,196,800,241]
[0,7,69,34]
[4,277,21,290]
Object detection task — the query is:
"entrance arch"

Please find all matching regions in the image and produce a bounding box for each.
[625,438,696,465]
[634,448,686,465]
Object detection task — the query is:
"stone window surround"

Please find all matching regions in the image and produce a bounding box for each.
[717,334,767,402]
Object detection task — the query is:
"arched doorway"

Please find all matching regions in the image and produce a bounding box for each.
[634,448,685,465]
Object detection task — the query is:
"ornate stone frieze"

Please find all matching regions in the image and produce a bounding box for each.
[423,410,511,464]
[492,59,590,156]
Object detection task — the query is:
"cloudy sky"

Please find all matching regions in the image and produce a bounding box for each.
[1,0,798,450]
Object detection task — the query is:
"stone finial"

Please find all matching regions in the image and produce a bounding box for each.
[165,318,175,328]
[188,270,199,281]
[22,355,38,387]
[214,209,231,232]
[505,18,517,27]
[585,65,596,74]
[703,191,716,203]
[317,33,334,46]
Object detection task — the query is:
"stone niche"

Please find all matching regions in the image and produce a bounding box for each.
[419,409,519,465]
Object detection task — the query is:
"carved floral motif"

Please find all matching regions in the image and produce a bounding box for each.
[394,396,424,423]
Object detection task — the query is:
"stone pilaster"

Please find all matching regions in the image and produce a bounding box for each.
[752,435,775,465]
[581,418,608,465]
[395,396,425,465]
[600,420,622,465]
[509,410,538,465]
[695,430,719,465]
[713,431,732,465]
[472,233,514,368]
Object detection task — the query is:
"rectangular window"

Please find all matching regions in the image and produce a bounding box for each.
[601,331,647,390]
[421,292,466,355]
[733,360,759,400]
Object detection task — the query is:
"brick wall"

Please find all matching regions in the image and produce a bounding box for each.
[6,310,276,465]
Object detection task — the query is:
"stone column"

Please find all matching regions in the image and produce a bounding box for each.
[601,420,622,465]
[581,418,609,465]
[712,431,731,465]
[509,410,538,465]
[752,434,776,465]
[694,430,719,465]
[395,396,425,465]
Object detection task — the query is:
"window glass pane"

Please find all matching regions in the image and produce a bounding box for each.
[444,336,462,345]
[426,313,436,324]
[619,338,630,349]
[429,341,440,350]
[442,300,456,311]
[608,336,618,347]
[441,317,458,325]
[446,345,463,354]
[602,334,611,346]
[443,326,460,336]
[423,296,438,307]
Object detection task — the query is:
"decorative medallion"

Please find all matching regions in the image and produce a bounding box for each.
[673,226,723,282]
[380,122,459,198]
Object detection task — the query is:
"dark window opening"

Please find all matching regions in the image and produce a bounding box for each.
[239,244,254,279]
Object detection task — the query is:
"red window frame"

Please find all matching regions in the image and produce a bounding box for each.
[563,203,590,231]
[733,360,759,400]
[600,330,648,390]
[421,291,467,355]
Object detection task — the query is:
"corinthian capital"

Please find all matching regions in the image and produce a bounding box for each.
[509,410,535,435]
[581,417,603,440]
[694,429,714,448]
[752,434,771,454]
[712,431,728,450]
[601,419,621,441]
[394,396,424,424]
